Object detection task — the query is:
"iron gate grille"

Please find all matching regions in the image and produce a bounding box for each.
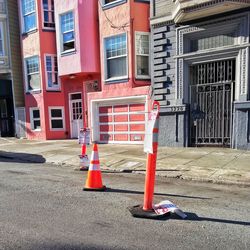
[190,60,235,146]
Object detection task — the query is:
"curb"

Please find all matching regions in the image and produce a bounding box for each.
[1,151,249,187]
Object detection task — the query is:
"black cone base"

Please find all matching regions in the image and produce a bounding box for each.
[83,185,106,192]
[128,205,171,220]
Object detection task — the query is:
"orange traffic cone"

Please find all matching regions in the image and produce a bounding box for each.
[83,143,106,191]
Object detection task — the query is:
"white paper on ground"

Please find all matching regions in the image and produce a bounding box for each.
[153,200,187,219]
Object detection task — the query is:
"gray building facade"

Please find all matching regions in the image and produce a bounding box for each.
[150,0,250,149]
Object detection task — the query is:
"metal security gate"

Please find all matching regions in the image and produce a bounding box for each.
[190,59,235,146]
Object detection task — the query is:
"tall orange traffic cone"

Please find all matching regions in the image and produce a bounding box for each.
[83,143,106,191]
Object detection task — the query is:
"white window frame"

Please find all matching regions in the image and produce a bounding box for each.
[60,11,75,54]
[0,22,5,57]
[21,0,37,33]
[30,108,41,131]
[102,0,126,8]
[45,54,60,91]
[49,106,65,131]
[135,31,150,79]
[42,0,55,30]
[24,55,41,92]
[104,32,128,82]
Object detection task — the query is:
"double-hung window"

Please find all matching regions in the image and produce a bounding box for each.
[0,22,4,56]
[49,107,65,131]
[25,56,40,91]
[22,0,36,33]
[60,11,75,53]
[105,33,127,81]
[43,0,55,29]
[45,55,59,90]
[30,108,41,130]
[135,32,150,79]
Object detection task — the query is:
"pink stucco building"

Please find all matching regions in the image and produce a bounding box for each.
[88,0,151,144]
[19,0,100,140]
[19,0,150,143]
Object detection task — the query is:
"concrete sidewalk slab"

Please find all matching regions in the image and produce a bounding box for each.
[0,138,249,186]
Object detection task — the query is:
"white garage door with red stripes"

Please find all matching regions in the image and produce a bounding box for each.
[98,103,146,144]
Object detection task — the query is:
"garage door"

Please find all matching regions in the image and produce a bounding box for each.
[98,103,146,144]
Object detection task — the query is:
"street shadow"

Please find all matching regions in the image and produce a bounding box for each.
[0,151,45,164]
[106,188,210,200]
[172,212,250,226]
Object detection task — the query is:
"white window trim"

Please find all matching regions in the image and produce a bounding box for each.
[24,55,41,92]
[104,32,128,82]
[30,107,41,131]
[44,54,60,91]
[60,10,75,54]
[102,0,126,8]
[135,31,150,79]
[20,0,37,33]
[49,106,65,131]
[41,0,55,30]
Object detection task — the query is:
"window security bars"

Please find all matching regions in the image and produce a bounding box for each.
[190,59,235,146]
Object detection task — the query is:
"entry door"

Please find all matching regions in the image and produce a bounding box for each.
[190,60,235,147]
[70,93,83,138]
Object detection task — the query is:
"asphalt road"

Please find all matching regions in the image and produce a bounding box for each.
[0,158,249,250]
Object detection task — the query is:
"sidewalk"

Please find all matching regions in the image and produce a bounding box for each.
[0,138,249,186]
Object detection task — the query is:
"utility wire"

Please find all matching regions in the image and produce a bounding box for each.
[98,0,130,30]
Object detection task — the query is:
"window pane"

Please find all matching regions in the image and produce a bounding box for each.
[51,109,62,118]
[26,57,39,74]
[107,57,126,78]
[51,120,63,129]
[61,12,74,32]
[47,72,52,87]
[28,74,40,90]
[63,31,74,43]
[34,120,40,130]
[33,109,40,118]
[0,24,3,56]
[24,13,36,31]
[105,34,126,59]
[46,56,52,71]
[63,41,74,51]
[22,0,35,15]
[136,55,149,76]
